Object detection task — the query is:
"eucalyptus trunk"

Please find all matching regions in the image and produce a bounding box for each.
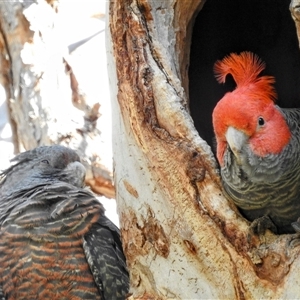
[108,0,300,298]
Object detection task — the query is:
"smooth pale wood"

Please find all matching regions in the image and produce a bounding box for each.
[0,1,114,198]
[108,0,300,298]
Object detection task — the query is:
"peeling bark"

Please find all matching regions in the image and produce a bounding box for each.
[108,0,300,298]
[0,1,114,198]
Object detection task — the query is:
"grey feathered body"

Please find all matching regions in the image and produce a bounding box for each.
[0,145,129,299]
[221,107,300,233]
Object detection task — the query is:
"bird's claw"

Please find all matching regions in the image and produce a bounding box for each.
[292,217,300,232]
[287,233,300,248]
[289,218,300,248]
[248,215,277,242]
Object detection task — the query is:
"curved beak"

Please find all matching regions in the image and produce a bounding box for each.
[225,126,248,164]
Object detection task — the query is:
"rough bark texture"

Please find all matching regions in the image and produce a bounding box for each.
[108,0,300,298]
[0,1,114,198]
[291,0,300,46]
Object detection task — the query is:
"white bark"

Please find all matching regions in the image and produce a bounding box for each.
[291,0,300,47]
[0,0,114,198]
[108,0,300,298]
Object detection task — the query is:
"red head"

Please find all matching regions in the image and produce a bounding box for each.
[212,52,291,165]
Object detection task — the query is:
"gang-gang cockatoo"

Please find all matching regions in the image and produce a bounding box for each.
[0,145,129,299]
[212,51,300,235]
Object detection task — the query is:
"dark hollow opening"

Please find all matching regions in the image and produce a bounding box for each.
[189,0,300,151]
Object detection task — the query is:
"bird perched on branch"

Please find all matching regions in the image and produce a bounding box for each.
[212,51,300,235]
[0,145,129,300]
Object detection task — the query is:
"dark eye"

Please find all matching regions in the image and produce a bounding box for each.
[41,159,49,165]
[258,117,265,126]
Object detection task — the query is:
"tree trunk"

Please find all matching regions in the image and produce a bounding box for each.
[108,0,300,298]
[0,1,114,198]
[291,0,300,46]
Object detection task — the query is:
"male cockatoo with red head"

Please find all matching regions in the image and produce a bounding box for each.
[212,51,300,234]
